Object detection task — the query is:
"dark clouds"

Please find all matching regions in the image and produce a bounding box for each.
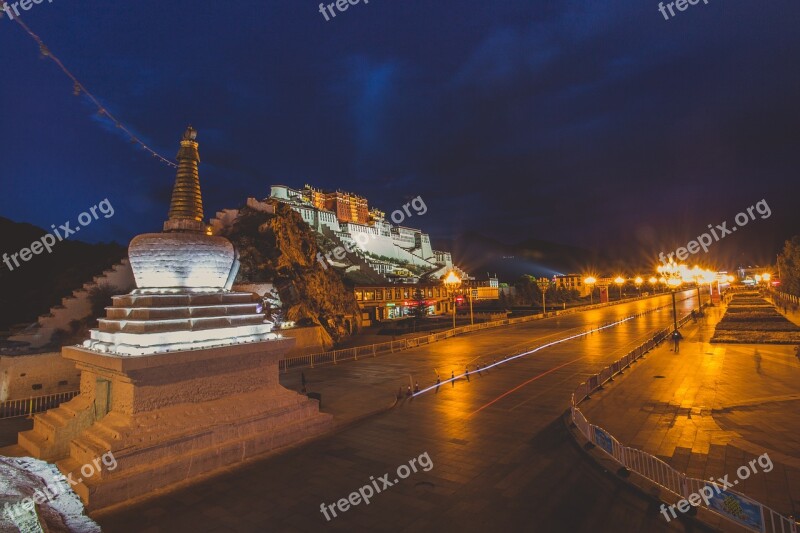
[1,0,798,267]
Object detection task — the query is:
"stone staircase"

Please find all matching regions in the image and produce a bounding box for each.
[17,394,97,462]
[8,259,135,350]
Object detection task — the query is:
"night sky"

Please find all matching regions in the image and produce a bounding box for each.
[2,0,799,268]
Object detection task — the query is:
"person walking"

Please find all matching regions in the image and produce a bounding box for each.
[672,330,682,353]
[451,370,455,387]
[301,371,307,393]
[414,382,420,394]
[406,385,412,397]
[465,366,470,382]
[435,377,441,393]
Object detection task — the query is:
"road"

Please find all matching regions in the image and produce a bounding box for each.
[96,291,712,532]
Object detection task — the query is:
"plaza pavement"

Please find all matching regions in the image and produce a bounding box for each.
[91,292,723,532]
[579,302,800,521]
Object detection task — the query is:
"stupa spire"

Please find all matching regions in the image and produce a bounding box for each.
[164,125,205,233]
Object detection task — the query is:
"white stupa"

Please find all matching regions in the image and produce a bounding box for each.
[10,128,332,513]
[82,126,277,355]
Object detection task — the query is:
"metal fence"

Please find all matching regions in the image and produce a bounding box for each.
[279,292,693,372]
[772,290,800,306]
[0,391,80,419]
[570,316,798,533]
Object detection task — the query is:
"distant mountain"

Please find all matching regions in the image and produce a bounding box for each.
[438,232,606,282]
[0,217,126,331]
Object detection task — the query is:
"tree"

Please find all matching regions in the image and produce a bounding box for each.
[777,236,800,297]
[514,275,537,306]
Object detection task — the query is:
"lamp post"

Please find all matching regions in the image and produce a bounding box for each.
[537,277,551,315]
[584,276,596,305]
[658,261,684,332]
[468,286,474,325]
[635,276,643,297]
[692,266,703,313]
[443,271,461,329]
[614,276,625,300]
[648,276,657,295]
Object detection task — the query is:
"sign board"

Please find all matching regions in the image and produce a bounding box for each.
[593,426,614,455]
[704,484,765,532]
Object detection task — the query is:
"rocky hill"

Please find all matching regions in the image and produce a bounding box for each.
[219,202,361,342]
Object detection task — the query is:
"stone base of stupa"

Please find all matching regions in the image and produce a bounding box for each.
[13,338,333,511]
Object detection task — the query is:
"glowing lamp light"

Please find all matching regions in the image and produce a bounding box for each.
[635,276,643,285]
[667,277,682,288]
[648,276,657,284]
[443,271,461,288]
[584,276,597,285]
[614,276,625,285]
[762,273,771,281]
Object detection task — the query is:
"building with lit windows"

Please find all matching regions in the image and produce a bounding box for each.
[553,274,591,297]
[354,283,455,322]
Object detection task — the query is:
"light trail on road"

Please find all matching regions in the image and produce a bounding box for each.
[412,294,694,401]
[414,312,646,398]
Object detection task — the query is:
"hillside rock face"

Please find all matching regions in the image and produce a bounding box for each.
[219,202,361,342]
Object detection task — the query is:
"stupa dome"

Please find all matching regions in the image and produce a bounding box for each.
[129,232,236,289]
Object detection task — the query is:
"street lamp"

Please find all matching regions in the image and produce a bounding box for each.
[614,276,625,300]
[659,261,684,332]
[536,277,551,315]
[635,276,643,297]
[756,272,771,293]
[584,276,597,305]
[648,276,657,295]
[443,271,461,329]
[691,266,704,313]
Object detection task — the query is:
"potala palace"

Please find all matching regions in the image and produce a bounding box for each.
[214,184,463,283]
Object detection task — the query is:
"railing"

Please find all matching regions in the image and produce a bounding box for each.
[0,391,80,419]
[771,290,800,306]
[279,291,694,372]
[570,316,798,533]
